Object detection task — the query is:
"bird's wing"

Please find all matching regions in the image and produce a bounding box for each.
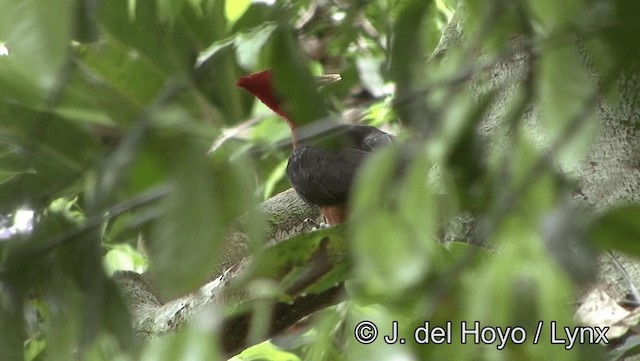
[361,130,394,151]
[343,125,394,151]
[287,145,369,206]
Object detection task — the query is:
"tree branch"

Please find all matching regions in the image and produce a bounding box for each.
[113,188,337,352]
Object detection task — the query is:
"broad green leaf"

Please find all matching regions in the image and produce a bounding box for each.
[0,289,24,360]
[351,147,437,297]
[599,0,640,73]
[432,89,495,210]
[538,43,597,172]
[98,0,194,74]
[146,107,256,298]
[526,0,583,33]
[462,1,527,53]
[389,0,431,89]
[236,24,278,70]
[346,303,415,361]
[0,0,74,106]
[435,0,455,21]
[141,313,219,361]
[221,228,348,357]
[237,227,348,298]
[590,205,640,255]
[196,24,277,70]
[148,142,224,298]
[389,0,432,128]
[0,110,102,213]
[103,243,148,275]
[303,306,343,360]
[157,0,188,23]
[24,336,46,361]
[231,340,301,361]
[2,209,135,358]
[196,38,236,68]
[225,0,252,26]
[270,27,327,127]
[262,159,287,200]
[458,216,581,360]
[57,41,167,126]
[485,128,557,222]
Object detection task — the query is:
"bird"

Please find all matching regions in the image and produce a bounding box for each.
[237,70,393,225]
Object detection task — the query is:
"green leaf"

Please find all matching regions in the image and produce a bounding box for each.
[146,109,256,298]
[270,27,327,127]
[0,288,24,360]
[225,0,252,26]
[156,0,188,23]
[435,89,495,210]
[389,0,431,89]
[458,216,580,360]
[237,227,349,299]
[590,205,640,255]
[196,24,277,70]
[262,159,287,200]
[103,244,147,275]
[231,340,301,361]
[236,24,278,70]
[600,0,640,74]
[538,42,597,172]
[141,317,219,361]
[389,0,432,127]
[149,145,224,297]
[57,41,167,126]
[0,0,74,106]
[98,0,194,74]
[526,0,584,33]
[196,38,236,69]
[462,1,528,53]
[148,142,223,298]
[351,147,438,297]
[0,109,102,213]
[24,336,46,361]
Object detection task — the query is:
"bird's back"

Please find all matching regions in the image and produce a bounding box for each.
[286,124,393,207]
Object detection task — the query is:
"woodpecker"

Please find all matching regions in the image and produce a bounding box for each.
[237,70,393,225]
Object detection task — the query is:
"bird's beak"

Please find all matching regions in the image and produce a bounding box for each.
[315,74,342,86]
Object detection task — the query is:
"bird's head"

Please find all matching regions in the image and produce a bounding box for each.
[236,70,290,121]
[237,70,342,129]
